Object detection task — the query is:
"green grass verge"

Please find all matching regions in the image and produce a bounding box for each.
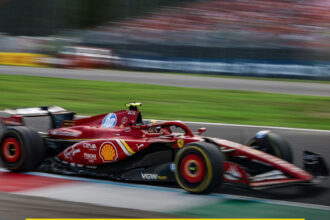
[173,199,330,219]
[1,74,330,130]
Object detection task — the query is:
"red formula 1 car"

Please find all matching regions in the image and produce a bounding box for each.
[0,103,328,193]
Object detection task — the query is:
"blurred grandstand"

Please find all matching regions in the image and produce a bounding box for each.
[90,0,330,49]
[0,0,330,77]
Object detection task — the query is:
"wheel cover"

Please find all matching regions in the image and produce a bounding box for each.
[1,137,21,163]
[181,154,205,183]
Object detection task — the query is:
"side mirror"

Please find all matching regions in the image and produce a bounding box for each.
[197,127,207,135]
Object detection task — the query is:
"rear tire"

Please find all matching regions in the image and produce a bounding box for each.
[175,142,224,194]
[247,130,293,162]
[0,127,45,172]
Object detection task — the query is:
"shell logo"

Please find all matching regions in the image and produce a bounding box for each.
[99,142,118,162]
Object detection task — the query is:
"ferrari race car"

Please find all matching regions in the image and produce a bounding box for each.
[0,103,328,193]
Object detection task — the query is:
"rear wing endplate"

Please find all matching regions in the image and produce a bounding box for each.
[0,106,74,129]
[1,106,67,116]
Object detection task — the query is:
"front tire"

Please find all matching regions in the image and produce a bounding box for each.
[247,130,293,162]
[0,127,45,172]
[175,142,224,194]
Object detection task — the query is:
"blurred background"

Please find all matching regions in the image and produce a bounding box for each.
[0,0,329,78]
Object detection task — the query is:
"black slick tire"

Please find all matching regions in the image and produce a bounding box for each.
[0,126,45,172]
[247,131,293,162]
[174,142,224,194]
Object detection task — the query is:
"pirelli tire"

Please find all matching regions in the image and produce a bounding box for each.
[175,142,224,194]
[0,126,45,172]
[247,131,293,163]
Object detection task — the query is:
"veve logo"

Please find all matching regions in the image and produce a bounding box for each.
[141,173,158,180]
[102,113,117,128]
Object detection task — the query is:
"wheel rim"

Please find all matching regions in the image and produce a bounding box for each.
[1,137,21,163]
[180,154,205,183]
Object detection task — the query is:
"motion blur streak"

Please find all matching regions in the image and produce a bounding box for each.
[0,0,330,78]
[0,0,330,219]
[1,66,330,96]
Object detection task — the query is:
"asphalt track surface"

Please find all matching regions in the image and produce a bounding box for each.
[0,192,178,220]
[1,66,330,96]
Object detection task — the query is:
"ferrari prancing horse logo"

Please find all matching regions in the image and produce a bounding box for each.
[99,142,118,162]
[177,139,184,148]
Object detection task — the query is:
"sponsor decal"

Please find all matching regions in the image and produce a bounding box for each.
[141,173,158,180]
[141,173,167,180]
[82,143,97,151]
[121,116,128,125]
[99,142,118,162]
[127,110,136,115]
[136,143,144,149]
[177,139,184,148]
[224,164,242,180]
[84,153,97,163]
[51,130,80,137]
[101,113,117,128]
[63,144,80,160]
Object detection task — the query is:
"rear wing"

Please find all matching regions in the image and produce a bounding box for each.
[2,106,67,116]
[0,106,75,129]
